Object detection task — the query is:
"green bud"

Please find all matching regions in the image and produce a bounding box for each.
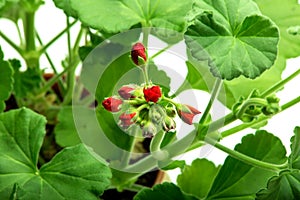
[142,121,157,138]
[149,104,166,124]
[162,116,176,132]
[166,106,176,117]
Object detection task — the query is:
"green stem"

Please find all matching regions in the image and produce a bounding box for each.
[221,95,300,138]
[0,31,24,55]
[149,44,174,60]
[123,184,149,192]
[62,17,76,105]
[162,96,179,106]
[235,98,268,119]
[24,12,36,51]
[38,20,77,54]
[37,67,70,94]
[205,137,288,172]
[15,22,24,47]
[199,78,222,125]
[150,131,169,161]
[261,68,300,97]
[141,66,150,85]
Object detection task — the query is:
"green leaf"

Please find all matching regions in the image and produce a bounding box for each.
[0,0,23,23]
[185,0,279,80]
[256,170,300,200]
[10,59,42,98]
[0,108,112,199]
[177,159,220,199]
[133,182,198,200]
[254,0,300,60]
[289,127,300,169]
[67,0,192,33]
[53,0,77,17]
[54,106,81,147]
[0,47,13,112]
[207,130,287,199]
[160,160,186,171]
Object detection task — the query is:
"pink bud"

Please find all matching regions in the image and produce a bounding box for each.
[119,113,136,128]
[131,42,147,66]
[102,97,123,112]
[177,104,201,125]
[118,85,136,100]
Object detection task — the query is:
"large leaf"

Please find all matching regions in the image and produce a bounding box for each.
[256,170,300,200]
[0,47,13,112]
[0,108,112,199]
[206,130,287,199]
[177,159,220,199]
[133,182,197,200]
[62,0,192,33]
[254,0,300,60]
[289,127,300,169]
[185,0,279,80]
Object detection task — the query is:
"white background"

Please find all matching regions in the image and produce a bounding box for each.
[1,0,300,183]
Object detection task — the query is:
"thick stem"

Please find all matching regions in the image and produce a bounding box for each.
[205,137,288,172]
[24,12,36,51]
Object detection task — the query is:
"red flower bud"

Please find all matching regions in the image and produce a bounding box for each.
[177,104,201,125]
[131,42,147,66]
[119,113,136,128]
[118,85,136,100]
[143,86,162,103]
[102,97,123,112]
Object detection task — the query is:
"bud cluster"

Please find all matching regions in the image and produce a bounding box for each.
[101,42,201,138]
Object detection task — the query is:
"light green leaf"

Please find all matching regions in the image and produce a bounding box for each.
[185,0,279,80]
[254,0,300,60]
[67,0,192,33]
[0,47,13,112]
[53,0,77,17]
[207,130,287,199]
[0,108,112,199]
[133,182,198,200]
[256,170,300,200]
[289,127,300,169]
[0,0,22,23]
[177,159,220,199]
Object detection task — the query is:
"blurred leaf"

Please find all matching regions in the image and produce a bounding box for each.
[289,127,300,169]
[67,0,192,33]
[134,182,197,200]
[207,130,287,199]
[185,0,279,80]
[10,59,42,98]
[256,170,300,200]
[177,159,220,199]
[160,160,186,171]
[0,47,13,112]
[254,0,300,60]
[0,108,112,199]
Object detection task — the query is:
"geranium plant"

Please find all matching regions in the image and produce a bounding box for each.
[0,0,300,199]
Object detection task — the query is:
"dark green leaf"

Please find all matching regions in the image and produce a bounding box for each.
[0,47,13,112]
[256,170,300,200]
[207,130,287,199]
[185,0,279,80]
[68,0,192,33]
[0,108,112,199]
[54,106,81,147]
[10,59,42,98]
[133,182,198,200]
[289,127,300,169]
[177,159,220,199]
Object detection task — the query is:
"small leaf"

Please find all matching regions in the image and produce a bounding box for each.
[0,0,23,23]
[133,182,198,200]
[207,130,287,199]
[0,108,112,199]
[256,170,300,200]
[177,159,220,199]
[67,0,192,33]
[160,160,186,171]
[10,59,42,98]
[185,0,279,80]
[0,47,13,112]
[289,127,300,169]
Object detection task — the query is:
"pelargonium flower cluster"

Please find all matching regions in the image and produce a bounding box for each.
[101,42,201,138]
